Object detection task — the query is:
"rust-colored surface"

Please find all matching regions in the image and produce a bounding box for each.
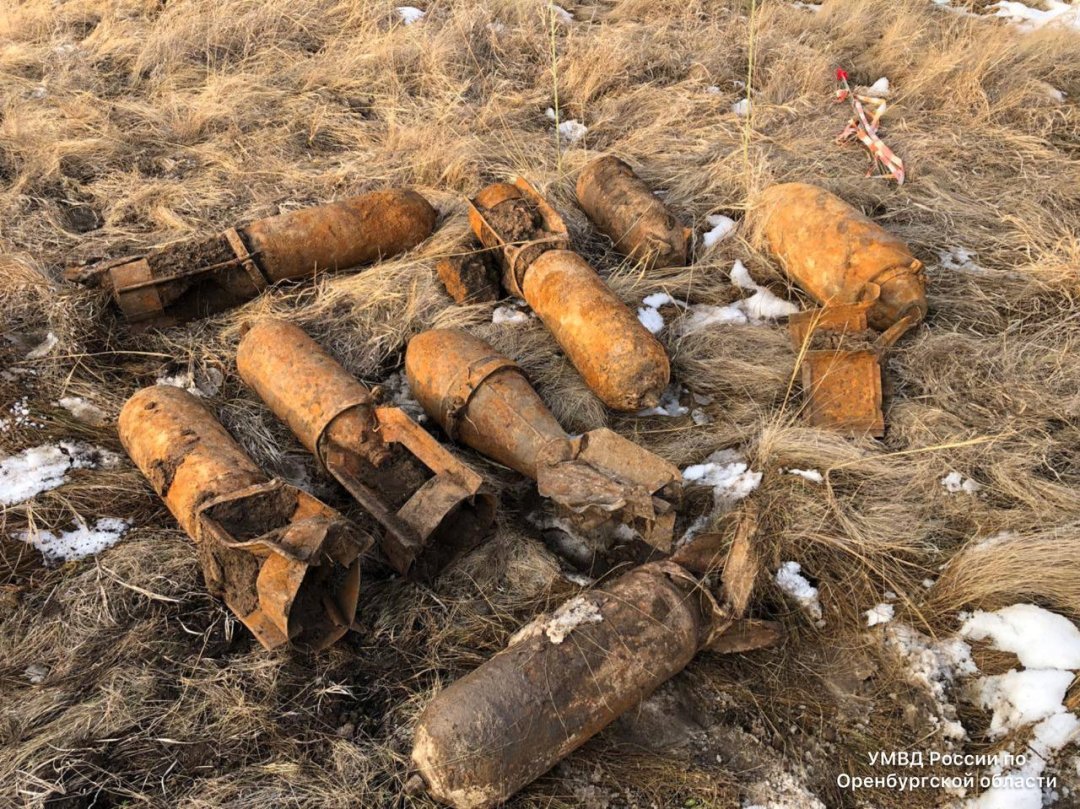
[66,189,437,329]
[118,385,366,651]
[523,250,670,411]
[237,319,494,581]
[789,303,885,437]
[410,561,727,809]
[435,238,501,304]
[575,155,689,269]
[468,178,670,411]
[756,182,927,333]
[405,329,680,551]
[244,189,436,281]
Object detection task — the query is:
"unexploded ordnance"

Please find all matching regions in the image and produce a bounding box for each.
[118,385,368,651]
[237,319,495,581]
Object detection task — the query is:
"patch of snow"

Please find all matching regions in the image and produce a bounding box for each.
[732,98,752,117]
[866,77,890,96]
[550,3,574,23]
[380,371,427,423]
[742,768,827,808]
[742,288,800,321]
[492,306,530,325]
[886,623,976,741]
[30,85,48,100]
[923,578,936,589]
[866,602,895,627]
[558,119,588,142]
[942,471,982,494]
[671,261,796,336]
[636,384,689,417]
[968,668,1074,737]
[562,571,593,587]
[960,604,1080,670]
[938,246,994,275]
[729,260,799,322]
[24,664,48,684]
[677,302,748,332]
[691,408,711,425]
[56,396,108,426]
[787,468,823,484]
[0,442,121,506]
[775,561,824,623]
[682,450,762,505]
[702,214,737,247]
[705,85,722,95]
[637,305,665,334]
[730,259,757,290]
[993,0,1080,31]
[2,397,42,432]
[156,366,222,398]
[25,332,58,359]
[20,517,129,564]
[395,5,425,24]
[791,1,822,10]
[642,292,676,309]
[1038,81,1066,102]
[545,108,587,143]
[543,595,603,643]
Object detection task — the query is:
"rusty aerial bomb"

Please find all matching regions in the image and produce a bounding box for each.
[405,328,681,551]
[789,302,886,436]
[409,560,730,809]
[66,189,437,329]
[236,319,496,581]
[755,182,927,335]
[575,155,690,270]
[467,177,670,412]
[117,385,368,652]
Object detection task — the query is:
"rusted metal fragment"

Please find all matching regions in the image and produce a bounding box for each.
[468,178,670,411]
[66,189,437,329]
[789,303,885,437]
[436,238,501,304]
[707,618,784,654]
[236,319,495,581]
[117,385,367,651]
[410,561,728,809]
[576,155,690,269]
[405,328,681,551]
[755,182,927,334]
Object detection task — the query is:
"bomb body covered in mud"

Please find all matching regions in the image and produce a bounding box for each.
[67,190,437,329]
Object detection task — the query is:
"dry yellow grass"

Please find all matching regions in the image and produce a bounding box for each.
[2,0,1080,806]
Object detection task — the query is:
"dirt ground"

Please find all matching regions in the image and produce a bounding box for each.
[2,0,1080,807]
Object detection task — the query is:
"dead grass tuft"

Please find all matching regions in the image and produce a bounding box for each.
[2,0,1079,806]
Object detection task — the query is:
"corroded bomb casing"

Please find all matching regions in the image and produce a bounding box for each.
[755,182,927,333]
[468,178,669,411]
[789,302,885,436]
[118,385,367,651]
[237,319,495,581]
[575,155,690,269]
[405,329,681,550]
[66,189,437,329]
[410,561,724,809]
